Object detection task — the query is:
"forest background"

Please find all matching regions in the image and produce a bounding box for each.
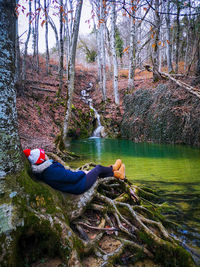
[15,0,200,148]
[1,0,200,266]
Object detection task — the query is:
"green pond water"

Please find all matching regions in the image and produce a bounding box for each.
[68,138,200,251]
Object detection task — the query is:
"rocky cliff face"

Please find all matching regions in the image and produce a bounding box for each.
[121,84,200,147]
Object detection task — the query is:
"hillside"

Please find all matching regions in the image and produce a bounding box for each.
[17,57,200,152]
[16,57,152,152]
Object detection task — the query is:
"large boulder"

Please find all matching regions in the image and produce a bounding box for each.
[121,84,200,146]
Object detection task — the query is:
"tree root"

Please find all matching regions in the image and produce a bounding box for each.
[30,154,195,266]
[67,163,196,266]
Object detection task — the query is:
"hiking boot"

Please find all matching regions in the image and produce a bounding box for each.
[112,159,122,171]
[114,164,125,180]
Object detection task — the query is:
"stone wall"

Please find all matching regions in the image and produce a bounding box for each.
[121,84,200,147]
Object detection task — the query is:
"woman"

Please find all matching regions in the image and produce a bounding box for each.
[23,148,125,195]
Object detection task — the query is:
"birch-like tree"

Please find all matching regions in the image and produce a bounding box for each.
[62,0,83,146]
[64,0,72,80]
[110,0,119,105]
[15,0,21,88]
[90,0,107,101]
[128,0,136,90]
[165,0,173,73]
[44,0,50,74]
[90,0,103,91]
[58,0,64,95]
[34,0,40,73]
[175,0,181,73]
[22,0,31,82]
[152,0,161,81]
[99,0,107,101]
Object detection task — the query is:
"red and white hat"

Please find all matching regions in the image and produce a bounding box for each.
[23,148,45,165]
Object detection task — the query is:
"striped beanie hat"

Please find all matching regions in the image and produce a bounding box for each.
[23,148,45,165]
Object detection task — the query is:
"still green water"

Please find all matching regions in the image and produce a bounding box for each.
[68,138,200,249]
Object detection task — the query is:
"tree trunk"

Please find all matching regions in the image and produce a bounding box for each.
[90,1,102,85]
[184,1,191,72]
[58,0,64,95]
[165,1,173,73]
[175,0,181,73]
[100,0,107,101]
[111,0,119,105]
[105,26,112,75]
[0,0,24,176]
[15,0,21,92]
[152,0,161,81]
[44,0,50,75]
[62,0,83,146]
[128,0,136,90]
[22,0,32,82]
[47,15,59,57]
[0,2,25,258]
[34,0,40,73]
[64,0,70,80]
[98,28,103,88]
[196,39,200,76]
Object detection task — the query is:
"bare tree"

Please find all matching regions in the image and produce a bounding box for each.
[62,0,83,147]
[22,0,32,82]
[34,0,40,73]
[99,0,107,101]
[44,0,50,74]
[152,0,161,81]
[58,0,64,95]
[90,0,103,92]
[15,0,21,88]
[128,0,136,89]
[175,0,181,73]
[110,0,119,104]
[165,0,173,73]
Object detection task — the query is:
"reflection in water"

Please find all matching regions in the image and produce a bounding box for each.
[69,138,200,251]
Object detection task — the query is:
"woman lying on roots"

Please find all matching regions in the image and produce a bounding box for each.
[23,148,196,267]
[23,148,125,194]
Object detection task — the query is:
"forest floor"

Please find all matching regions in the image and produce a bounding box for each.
[17,56,199,153]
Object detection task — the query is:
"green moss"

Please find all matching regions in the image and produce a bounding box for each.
[71,236,84,254]
[137,187,161,202]
[138,231,153,247]
[155,242,194,267]
[15,217,69,266]
[79,128,89,139]
[0,166,73,266]
[35,104,41,116]
[0,234,6,257]
[90,108,95,116]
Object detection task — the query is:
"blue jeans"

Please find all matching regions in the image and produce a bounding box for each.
[85,165,114,191]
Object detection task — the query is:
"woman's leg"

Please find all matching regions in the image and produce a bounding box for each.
[85,165,113,191]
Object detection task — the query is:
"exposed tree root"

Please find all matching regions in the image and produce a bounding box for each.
[22,160,196,266]
[67,162,196,267]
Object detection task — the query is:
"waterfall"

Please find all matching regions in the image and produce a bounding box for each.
[81,83,105,138]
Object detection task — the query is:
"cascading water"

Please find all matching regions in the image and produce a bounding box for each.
[81,82,105,138]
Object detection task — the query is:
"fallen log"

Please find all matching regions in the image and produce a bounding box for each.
[26,79,59,87]
[159,71,200,99]
[29,86,56,93]
[144,65,200,99]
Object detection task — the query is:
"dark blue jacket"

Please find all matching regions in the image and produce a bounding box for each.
[37,161,87,194]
